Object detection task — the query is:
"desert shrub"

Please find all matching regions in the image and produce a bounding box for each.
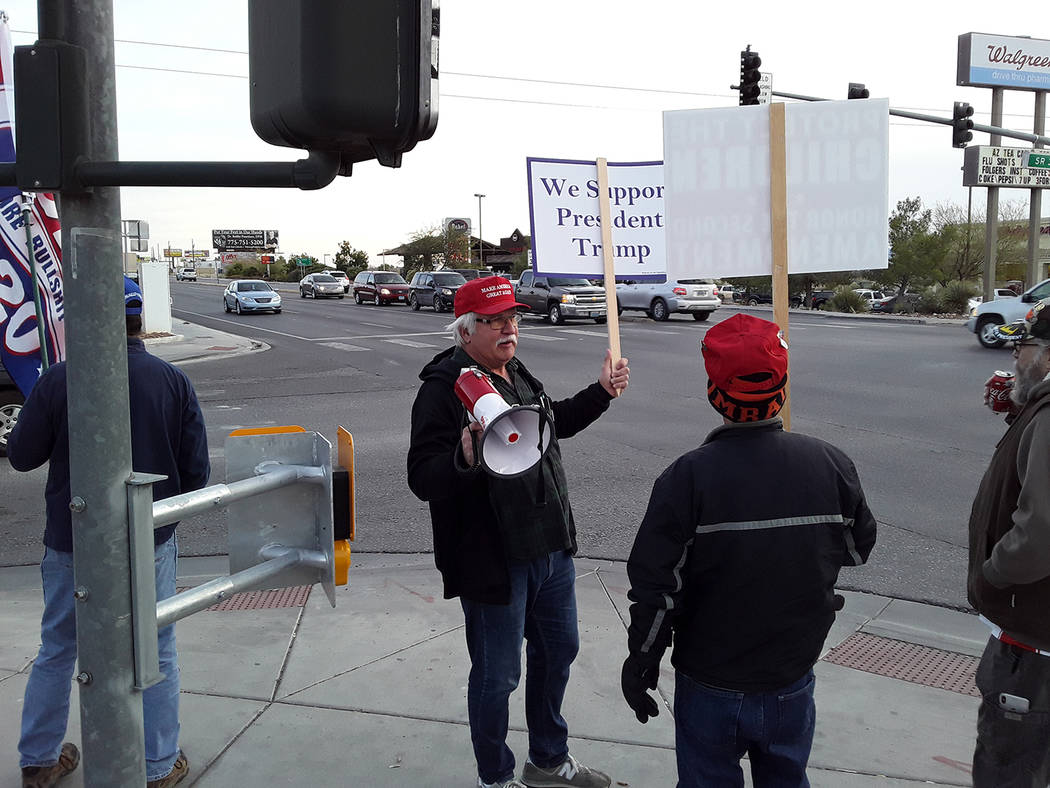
[825,286,868,313]
[941,281,978,314]
[915,289,944,314]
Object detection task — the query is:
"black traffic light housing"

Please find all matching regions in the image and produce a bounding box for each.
[248,0,439,170]
[847,83,870,100]
[738,46,762,106]
[952,102,975,148]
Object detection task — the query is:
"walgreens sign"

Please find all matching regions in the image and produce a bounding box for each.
[958,33,1050,91]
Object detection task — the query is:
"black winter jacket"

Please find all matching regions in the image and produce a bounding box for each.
[626,419,877,692]
[407,346,612,603]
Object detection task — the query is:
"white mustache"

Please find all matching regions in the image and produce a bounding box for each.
[497,336,517,347]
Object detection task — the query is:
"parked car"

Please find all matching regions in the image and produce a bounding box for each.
[515,271,607,325]
[871,290,921,314]
[328,269,351,293]
[175,267,197,282]
[299,273,345,299]
[735,288,774,306]
[408,270,467,312]
[451,268,495,281]
[966,278,1050,348]
[223,279,282,314]
[0,357,24,457]
[852,289,887,307]
[616,278,721,321]
[717,284,735,302]
[353,270,410,305]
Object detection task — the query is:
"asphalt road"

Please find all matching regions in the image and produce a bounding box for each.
[1,279,1011,609]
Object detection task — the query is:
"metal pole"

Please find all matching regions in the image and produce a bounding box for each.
[55,0,143,783]
[1028,92,1046,288]
[22,196,50,369]
[984,88,1004,303]
[474,192,485,266]
[966,186,973,282]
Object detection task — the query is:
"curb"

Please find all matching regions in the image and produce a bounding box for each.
[728,303,962,327]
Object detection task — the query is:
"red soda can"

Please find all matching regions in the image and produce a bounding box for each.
[985,370,1015,413]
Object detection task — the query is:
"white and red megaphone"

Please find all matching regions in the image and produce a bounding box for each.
[454,367,552,477]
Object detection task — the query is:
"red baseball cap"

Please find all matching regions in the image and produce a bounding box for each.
[702,314,788,421]
[454,276,529,317]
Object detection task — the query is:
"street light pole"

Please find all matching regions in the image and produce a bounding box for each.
[474,193,485,267]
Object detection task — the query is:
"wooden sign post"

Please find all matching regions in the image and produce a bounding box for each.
[595,157,623,395]
[768,104,791,430]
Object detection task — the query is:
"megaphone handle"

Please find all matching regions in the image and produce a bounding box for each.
[469,427,481,471]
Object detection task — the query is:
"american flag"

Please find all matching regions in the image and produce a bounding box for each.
[0,16,65,396]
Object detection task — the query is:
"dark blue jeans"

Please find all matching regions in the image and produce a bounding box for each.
[674,669,815,788]
[460,550,580,785]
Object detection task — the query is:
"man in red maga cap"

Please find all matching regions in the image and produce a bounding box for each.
[622,313,876,788]
[408,276,629,788]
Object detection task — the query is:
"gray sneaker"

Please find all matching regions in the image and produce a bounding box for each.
[478,778,527,788]
[521,754,611,788]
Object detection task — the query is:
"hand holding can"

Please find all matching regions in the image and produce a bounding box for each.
[984,371,1015,413]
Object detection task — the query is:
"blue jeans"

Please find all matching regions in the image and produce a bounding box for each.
[674,669,816,788]
[19,538,182,781]
[460,550,580,785]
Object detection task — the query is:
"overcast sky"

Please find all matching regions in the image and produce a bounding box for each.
[3,1,1048,266]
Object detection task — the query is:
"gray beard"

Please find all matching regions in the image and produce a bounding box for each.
[1011,363,1048,406]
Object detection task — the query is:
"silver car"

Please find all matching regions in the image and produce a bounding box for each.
[300,273,345,299]
[223,279,283,314]
[616,278,721,321]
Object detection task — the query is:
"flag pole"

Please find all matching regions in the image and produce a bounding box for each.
[23,194,50,370]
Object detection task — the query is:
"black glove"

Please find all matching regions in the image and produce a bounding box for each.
[621,654,660,724]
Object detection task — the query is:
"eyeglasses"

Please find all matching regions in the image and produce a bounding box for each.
[476,313,521,330]
[1013,341,1043,356]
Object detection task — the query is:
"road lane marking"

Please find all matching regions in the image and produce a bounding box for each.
[311,331,449,341]
[320,342,370,352]
[383,338,438,348]
[557,329,605,337]
[520,333,567,342]
[173,309,313,340]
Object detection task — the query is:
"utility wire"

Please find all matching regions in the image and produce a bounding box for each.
[15,28,1046,120]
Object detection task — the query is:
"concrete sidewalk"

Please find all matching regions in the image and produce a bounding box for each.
[0,553,986,787]
[144,319,267,366]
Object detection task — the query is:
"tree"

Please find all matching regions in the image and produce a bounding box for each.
[397,226,445,277]
[929,199,1029,286]
[334,240,369,276]
[879,197,943,295]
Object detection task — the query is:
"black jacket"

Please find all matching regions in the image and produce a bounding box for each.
[407,346,611,603]
[8,338,211,551]
[626,419,877,692]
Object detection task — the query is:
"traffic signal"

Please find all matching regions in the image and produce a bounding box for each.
[952,102,975,148]
[248,1,439,170]
[847,83,869,100]
[738,46,762,106]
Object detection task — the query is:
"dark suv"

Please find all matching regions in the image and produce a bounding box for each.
[408,270,467,312]
[0,358,24,457]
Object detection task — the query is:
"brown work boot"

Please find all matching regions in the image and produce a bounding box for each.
[21,742,80,788]
[146,752,188,788]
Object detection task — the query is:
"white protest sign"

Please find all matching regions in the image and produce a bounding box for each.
[526,158,665,279]
[663,98,889,280]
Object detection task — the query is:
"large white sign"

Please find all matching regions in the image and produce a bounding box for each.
[662,99,889,280]
[527,158,665,279]
[957,33,1050,91]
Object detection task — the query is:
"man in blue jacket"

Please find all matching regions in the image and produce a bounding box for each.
[622,313,876,788]
[9,277,209,788]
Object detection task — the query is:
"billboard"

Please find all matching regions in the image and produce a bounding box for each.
[958,33,1050,91]
[963,146,1050,188]
[212,229,279,250]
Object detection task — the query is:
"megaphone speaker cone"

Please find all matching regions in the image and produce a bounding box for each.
[480,406,552,478]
